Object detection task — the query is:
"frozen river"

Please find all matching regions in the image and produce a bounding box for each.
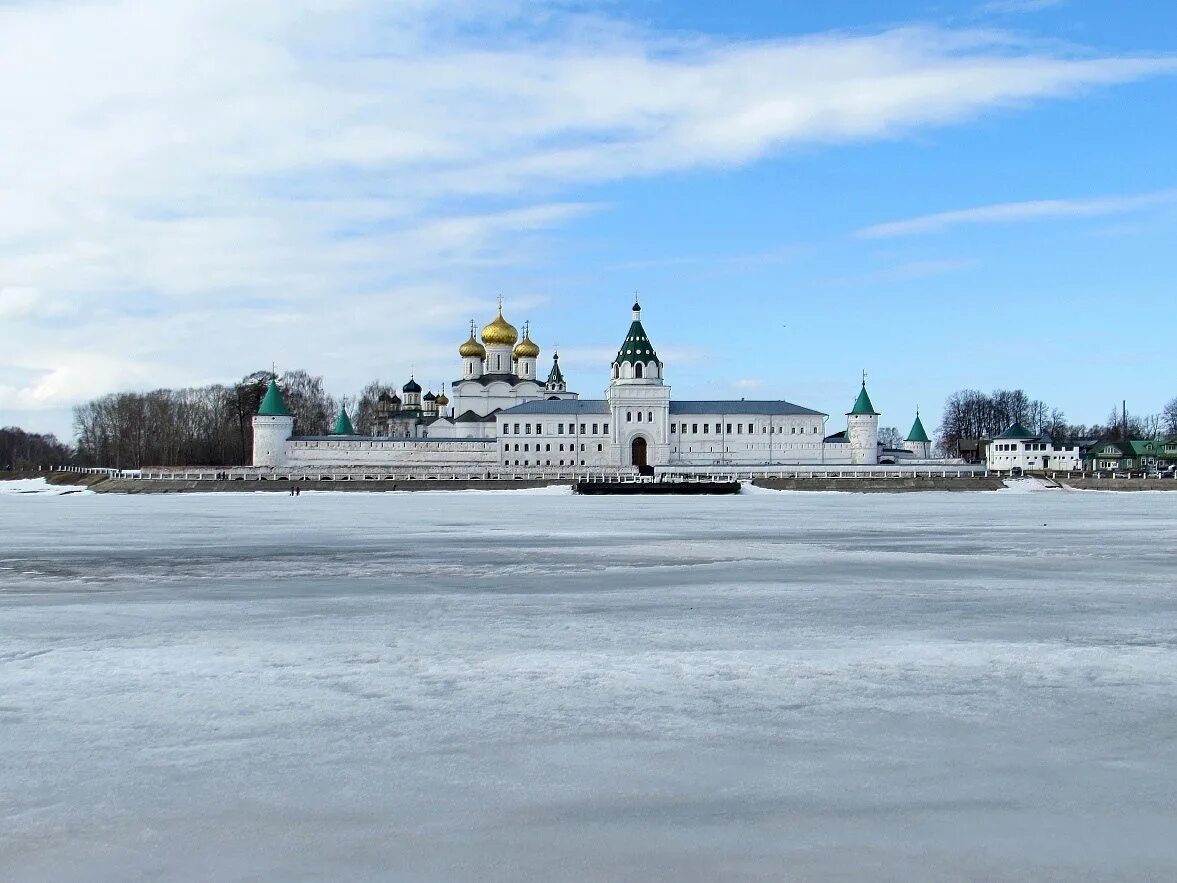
[2,484,1176,881]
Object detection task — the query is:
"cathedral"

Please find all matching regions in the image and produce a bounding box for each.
[253,301,934,471]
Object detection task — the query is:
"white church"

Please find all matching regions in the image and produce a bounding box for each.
[252,301,934,472]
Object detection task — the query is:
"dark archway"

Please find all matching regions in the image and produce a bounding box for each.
[634,362,643,379]
[631,436,648,468]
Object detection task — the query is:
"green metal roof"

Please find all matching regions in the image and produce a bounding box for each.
[996,421,1036,440]
[848,383,878,416]
[614,305,659,366]
[906,412,930,443]
[257,379,289,417]
[331,406,356,436]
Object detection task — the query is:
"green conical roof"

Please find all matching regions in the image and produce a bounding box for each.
[257,379,289,417]
[331,406,356,436]
[907,412,930,443]
[614,303,659,367]
[848,383,878,416]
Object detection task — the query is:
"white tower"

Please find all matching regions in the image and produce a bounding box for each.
[606,301,671,470]
[847,378,880,466]
[906,410,932,459]
[251,379,294,467]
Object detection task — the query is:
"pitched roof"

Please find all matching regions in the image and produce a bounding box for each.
[996,421,1037,440]
[848,383,879,416]
[669,401,825,416]
[906,412,930,443]
[614,305,659,366]
[500,399,609,415]
[257,379,290,417]
[330,407,357,435]
[546,354,565,385]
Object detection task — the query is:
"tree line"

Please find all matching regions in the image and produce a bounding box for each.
[0,426,74,470]
[937,389,1177,456]
[69,369,409,469]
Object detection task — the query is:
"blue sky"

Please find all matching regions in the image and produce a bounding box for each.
[1,0,1175,440]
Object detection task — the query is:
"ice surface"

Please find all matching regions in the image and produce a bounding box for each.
[2,488,1176,881]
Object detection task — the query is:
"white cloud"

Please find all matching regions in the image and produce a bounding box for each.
[0,0,1174,429]
[978,0,1065,14]
[857,189,1177,238]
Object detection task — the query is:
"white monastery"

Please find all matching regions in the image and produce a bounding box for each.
[253,302,936,472]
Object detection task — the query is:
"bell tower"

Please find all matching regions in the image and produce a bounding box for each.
[606,301,670,469]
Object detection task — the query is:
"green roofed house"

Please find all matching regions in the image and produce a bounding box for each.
[1086,439,1166,472]
[331,406,357,436]
[257,379,289,417]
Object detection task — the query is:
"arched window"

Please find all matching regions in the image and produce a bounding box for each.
[626,411,632,422]
[634,362,643,379]
[495,355,502,371]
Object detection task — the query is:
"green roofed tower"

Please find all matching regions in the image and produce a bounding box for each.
[257,379,290,417]
[996,421,1037,440]
[907,412,930,443]
[331,406,356,436]
[614,302,660,369]
[848,381,879,416]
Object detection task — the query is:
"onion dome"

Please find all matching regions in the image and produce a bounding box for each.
[389,393,401,404]
[423,391,436,402]
[402,378,422,394]
[459,320,486,358]
[513,323,540,359]
[481,306,518,346]
[377,391,393,404]
[435,391,449,407]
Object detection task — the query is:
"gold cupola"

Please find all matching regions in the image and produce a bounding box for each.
[459,320,486,358]
[513,322,540,359]
[481,305,518,346]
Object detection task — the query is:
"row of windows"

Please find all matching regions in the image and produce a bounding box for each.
[502,422,609,435]
[505,460,588,467]
[505,443,603,453]
[669,423,819,436]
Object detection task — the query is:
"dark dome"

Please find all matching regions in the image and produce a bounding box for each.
[423,391,436,401]
[402,379,422,393]
[378,392,393,403]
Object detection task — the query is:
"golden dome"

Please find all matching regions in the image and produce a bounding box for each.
[513,326,540,360]
[481,307,518,346]
[435,392,449,406]
[459,335,486,358]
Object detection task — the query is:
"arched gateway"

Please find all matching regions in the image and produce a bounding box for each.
[631,436,648,468]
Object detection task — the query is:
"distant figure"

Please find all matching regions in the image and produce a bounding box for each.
[295,486,301,496]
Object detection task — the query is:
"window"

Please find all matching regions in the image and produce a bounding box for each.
[580,444,585,451]
[503,444,509,452]
[592,423,599,434]
[626,411,632,422]
[692,423,698,434]
[597,444,603,451]
[603,423,609,433]
[736,424,742,434]
[670,425,676,434]
[634,363,643,378]
[580,424,586,434]
[648,412,652,422]
[749,424,754,434]
[726,424,732,434]
[558,423,564,434]
[559,444,564,452]
[525,423,532,434]
[545,444,551,452]
[514,444,519,452]
[702,424,709,434]
[524,443,529,451]
[513,424,520,434]
[637,412,643,422]
[502,424,509,434]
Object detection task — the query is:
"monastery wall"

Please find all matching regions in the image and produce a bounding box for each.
[284,439,497,467]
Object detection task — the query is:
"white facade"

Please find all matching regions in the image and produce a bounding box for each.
[254,301,908,470]
[986,424,1083,472]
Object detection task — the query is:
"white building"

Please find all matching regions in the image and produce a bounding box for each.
[985,422,1084,472]
[254,301,897,471]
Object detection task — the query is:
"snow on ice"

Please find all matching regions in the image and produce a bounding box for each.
[1,488,1176,880]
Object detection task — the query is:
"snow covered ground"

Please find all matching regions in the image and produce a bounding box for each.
[2,488,1176,881]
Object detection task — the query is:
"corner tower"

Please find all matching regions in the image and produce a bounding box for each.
[606,302,670,469]
[906,410,931,459]
[847,379,880,466]
[252,379,294,467]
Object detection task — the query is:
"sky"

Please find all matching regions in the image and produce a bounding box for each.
[1,0,1175,441]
